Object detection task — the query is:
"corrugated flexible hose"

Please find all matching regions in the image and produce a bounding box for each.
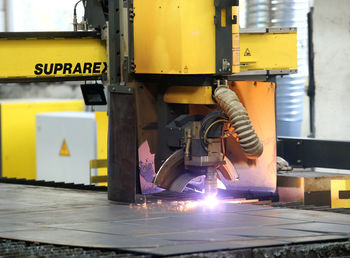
[214,86,263,159]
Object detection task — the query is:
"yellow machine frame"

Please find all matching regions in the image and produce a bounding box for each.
[0,1,298,201]
[0,33,106,82]
[240,28,297,71]
[134,0,217,74]
[0,31,296,81]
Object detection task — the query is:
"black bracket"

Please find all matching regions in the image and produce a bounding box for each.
[108,0,121,85]
[214,0,238,9]
[109,85,134,94]
[214,0,238,75]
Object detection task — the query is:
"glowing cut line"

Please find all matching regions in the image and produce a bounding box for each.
[203,194,219,209]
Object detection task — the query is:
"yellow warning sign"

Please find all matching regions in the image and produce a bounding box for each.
[59,139,70,157]
[244,48,251,56]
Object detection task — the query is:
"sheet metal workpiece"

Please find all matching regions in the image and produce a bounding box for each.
[1,184,350,256]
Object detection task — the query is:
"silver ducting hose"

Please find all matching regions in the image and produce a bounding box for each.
[246,0,309,136]
[214,86,263,159]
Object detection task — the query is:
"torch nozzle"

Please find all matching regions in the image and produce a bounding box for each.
[204,167,217,196]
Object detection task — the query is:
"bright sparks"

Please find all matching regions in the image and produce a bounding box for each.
[129,194,220,212]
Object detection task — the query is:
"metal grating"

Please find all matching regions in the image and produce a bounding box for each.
[175,241,350,258]
[2,238,350,258]
[0,239,146,258]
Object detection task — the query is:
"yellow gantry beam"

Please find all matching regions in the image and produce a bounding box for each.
[239,28,298,71]
[0,32,106,82]
[0,29,297,82]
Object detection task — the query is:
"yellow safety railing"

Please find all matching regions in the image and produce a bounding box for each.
[331,179,350,208]
[89,159,108,184]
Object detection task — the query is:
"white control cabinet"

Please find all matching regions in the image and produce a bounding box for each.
[36,112,96,185]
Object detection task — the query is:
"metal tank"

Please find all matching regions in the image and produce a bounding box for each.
[246,0,271,28]
[246,0,309,136]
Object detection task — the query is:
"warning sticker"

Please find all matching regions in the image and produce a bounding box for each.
[59,139,70,157]
[244,48,251,56]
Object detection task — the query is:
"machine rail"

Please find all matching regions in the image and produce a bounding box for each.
[0,177,107,191]
[1,177,350,214]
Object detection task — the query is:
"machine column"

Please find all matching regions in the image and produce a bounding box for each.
[107,0,137,203]
[108,87,137,203]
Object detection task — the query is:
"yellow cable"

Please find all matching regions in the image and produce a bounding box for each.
[203,119,228,144]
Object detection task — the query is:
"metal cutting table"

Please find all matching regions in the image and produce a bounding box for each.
[1,183,350,256]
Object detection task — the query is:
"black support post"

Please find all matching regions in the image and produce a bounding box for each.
[107,1,138,202]
[108,87,137,203]
[307,8,315,138]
